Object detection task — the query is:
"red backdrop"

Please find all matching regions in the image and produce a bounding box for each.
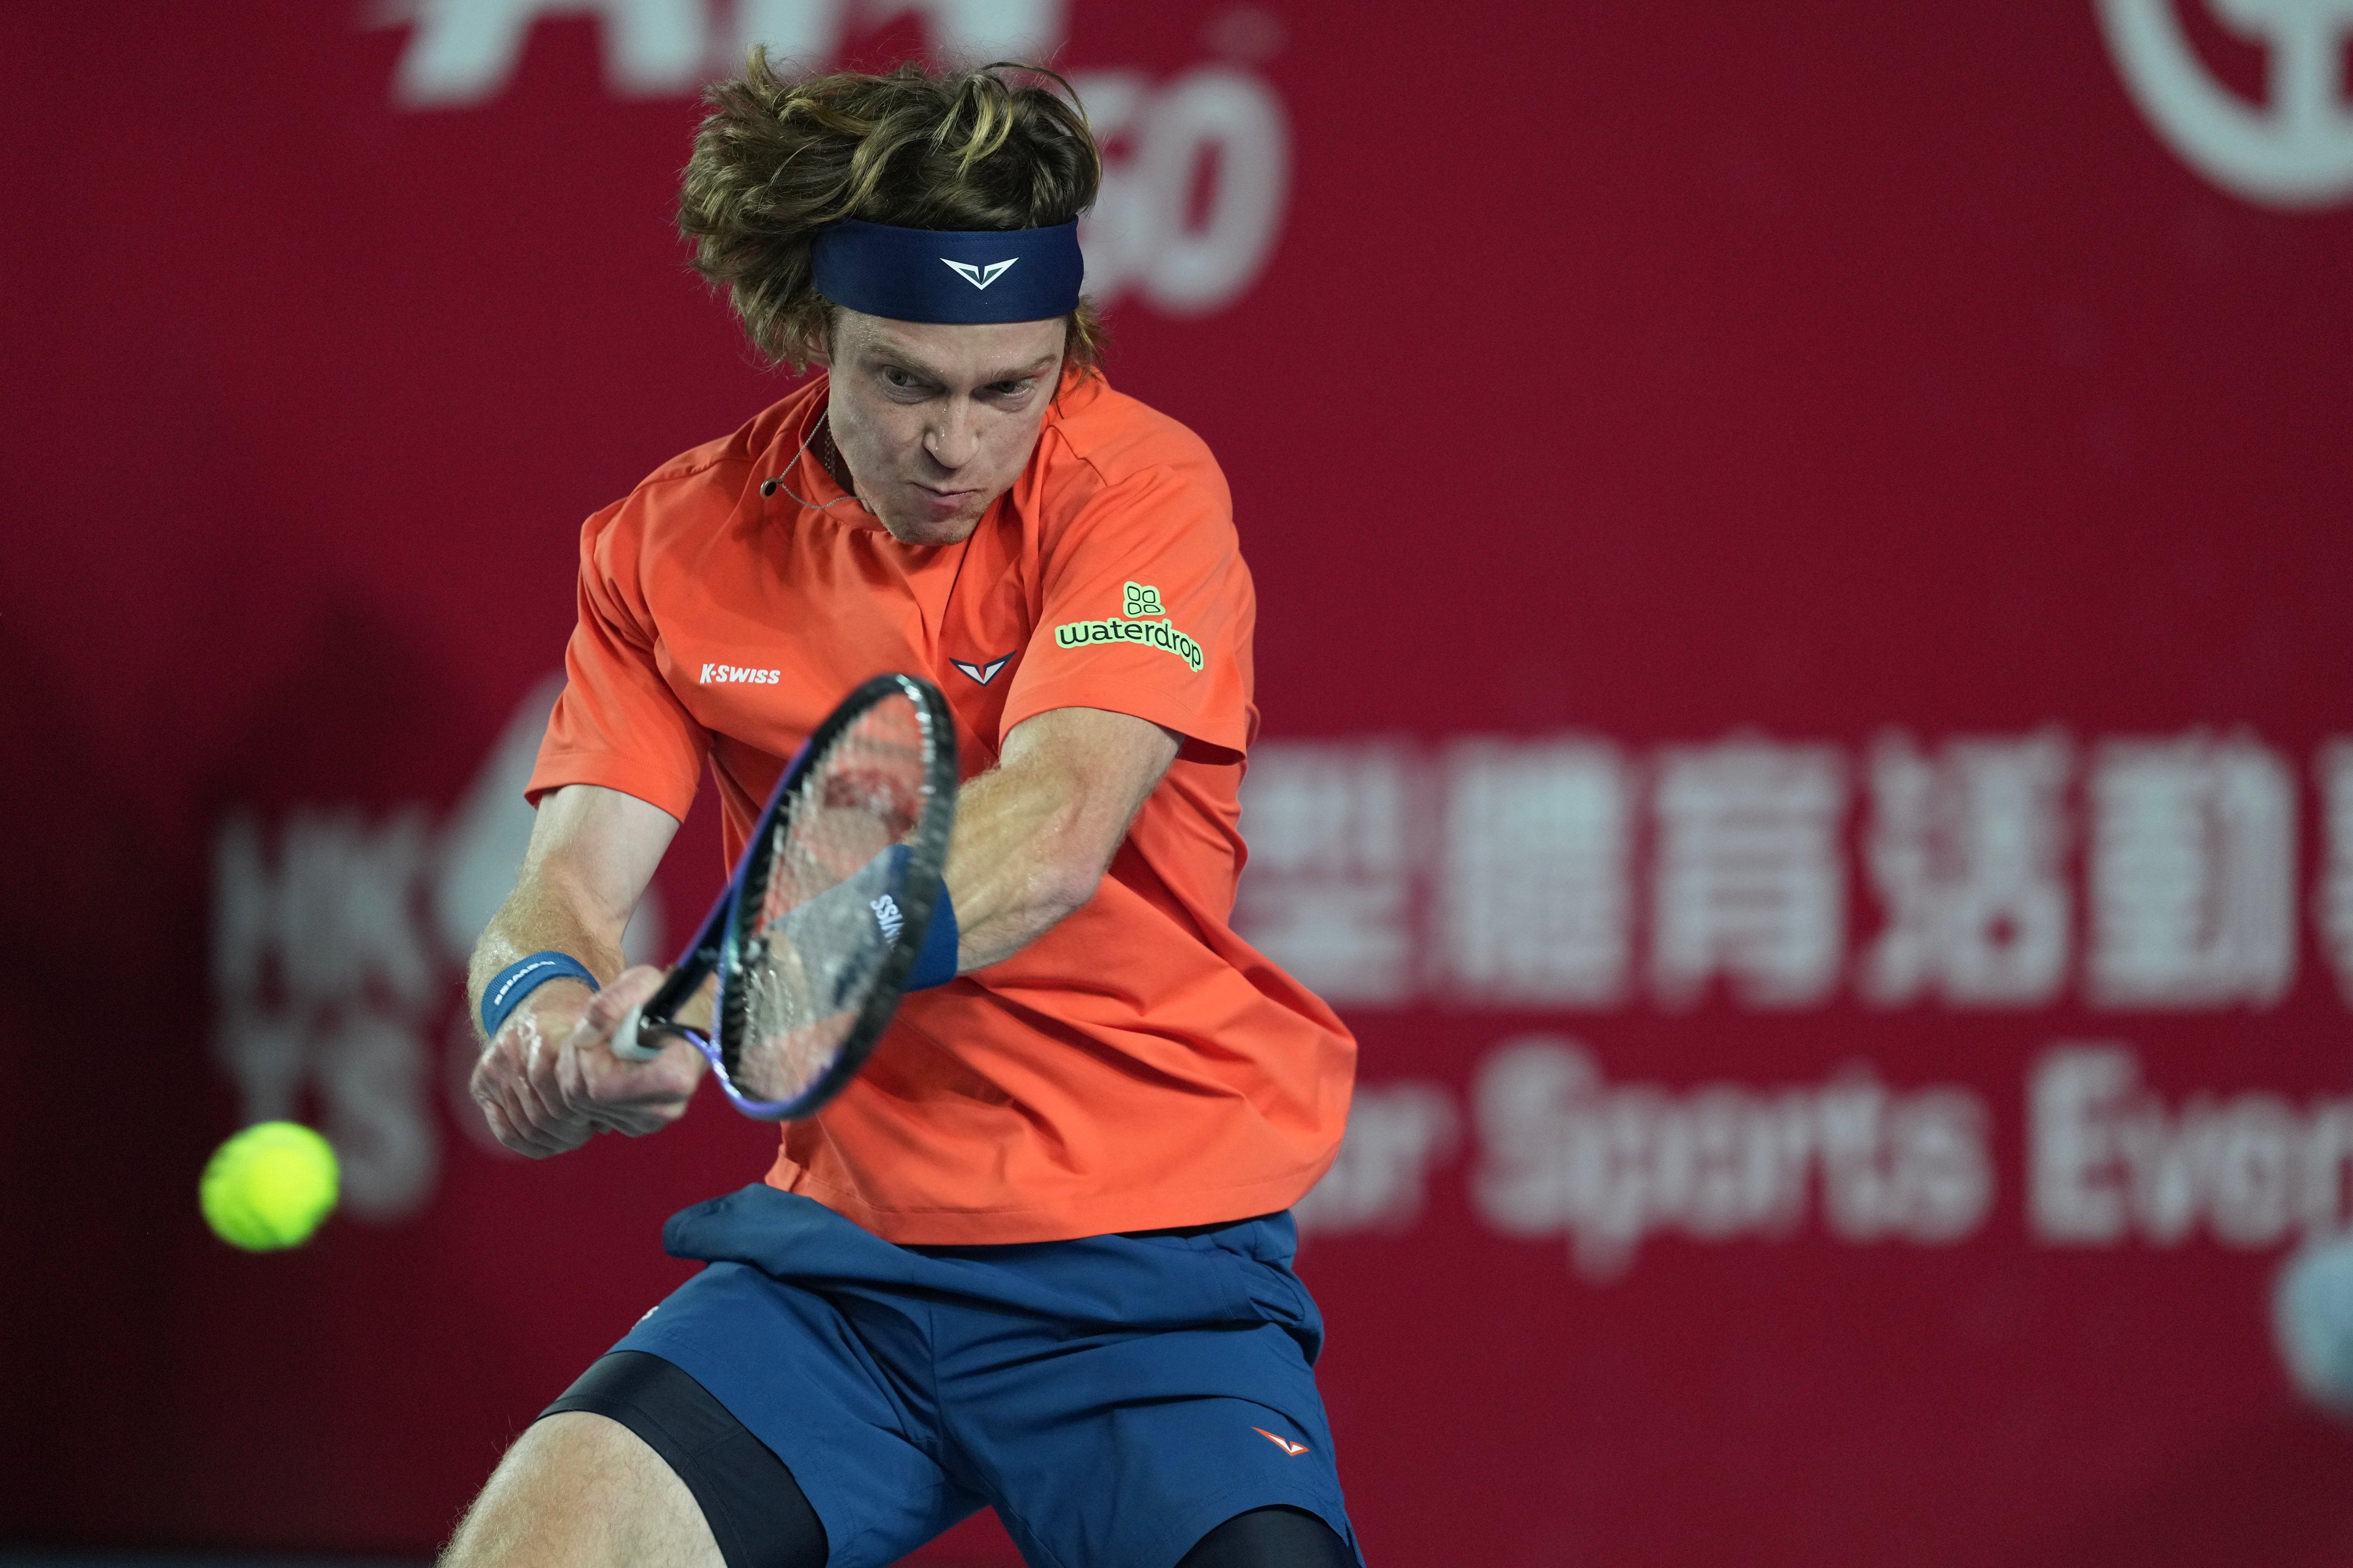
[5,2,2353,1564]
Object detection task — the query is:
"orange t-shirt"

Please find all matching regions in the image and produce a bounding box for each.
[526,369,1356,1243]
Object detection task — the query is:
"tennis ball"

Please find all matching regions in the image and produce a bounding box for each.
[200,1121,340,1251]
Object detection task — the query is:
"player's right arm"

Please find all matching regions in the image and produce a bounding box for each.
[465,782,705,1159]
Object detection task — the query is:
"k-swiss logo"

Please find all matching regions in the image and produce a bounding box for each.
[950,652,1015,686]
[699,663,780,685]
[942,257,1019,290]
[1252,1427,1310,1457]
[870,893,904,943]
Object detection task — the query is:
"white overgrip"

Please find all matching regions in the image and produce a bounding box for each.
[608,1000,663,1063]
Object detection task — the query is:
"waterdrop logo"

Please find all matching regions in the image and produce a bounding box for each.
[2097,0,2353,207]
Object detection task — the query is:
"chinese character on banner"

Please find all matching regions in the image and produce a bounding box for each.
[1436,738,1633,1005]
[1652,739,1847,1007]
[1233,741,1416,1004]
[2087,733,2296,1008]
[2319,740,2353,1005]
[1861,732,2070,1007]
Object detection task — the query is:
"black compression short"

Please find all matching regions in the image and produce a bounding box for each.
[543,1351,829,1568]
[1177,1504,1361,1566]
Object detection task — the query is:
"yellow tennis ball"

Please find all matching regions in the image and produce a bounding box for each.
[200,1121,340,1251]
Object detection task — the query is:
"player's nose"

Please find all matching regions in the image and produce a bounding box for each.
[922,403,979,470]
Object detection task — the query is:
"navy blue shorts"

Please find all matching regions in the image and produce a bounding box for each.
[603,1185,1361,1568]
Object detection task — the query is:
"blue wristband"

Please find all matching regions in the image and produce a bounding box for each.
[879,845,960,990]
[481,951,599,1036]
[908,878,960,990]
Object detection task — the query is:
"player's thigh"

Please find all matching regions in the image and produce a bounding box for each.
[442,1409,720,1568]
[608,1262,986,1568]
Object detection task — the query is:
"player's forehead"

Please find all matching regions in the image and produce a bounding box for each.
[838,308,1064,384]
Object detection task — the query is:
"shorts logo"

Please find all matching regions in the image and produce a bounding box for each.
[943,257,1018,290]
[1252,1426,1310,1457]
[1052,582,1204,673]
[699,663,780,685]
[950,652,1015,686]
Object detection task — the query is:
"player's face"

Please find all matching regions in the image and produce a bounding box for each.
[819,310,1069,547]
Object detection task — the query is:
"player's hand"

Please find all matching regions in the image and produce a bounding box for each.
[469,967,706,1158]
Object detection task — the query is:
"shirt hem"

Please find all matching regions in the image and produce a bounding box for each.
[761,1155,1327,1245]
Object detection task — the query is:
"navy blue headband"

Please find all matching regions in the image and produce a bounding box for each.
[809,219,1084,325]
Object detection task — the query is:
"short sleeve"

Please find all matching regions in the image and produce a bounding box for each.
[525,501,710,820]
[999,460,1254,764]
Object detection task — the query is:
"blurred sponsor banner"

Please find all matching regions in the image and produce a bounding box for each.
[5,2,2353,1566]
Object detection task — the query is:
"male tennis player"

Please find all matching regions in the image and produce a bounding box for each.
[444,56,1361,1568]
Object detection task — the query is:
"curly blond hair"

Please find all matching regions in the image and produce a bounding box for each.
[679,53,1105,372]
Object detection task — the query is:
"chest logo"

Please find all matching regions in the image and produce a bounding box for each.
[1052,581,1205,673]
[699,662,780,685]
[950,652,1015,686]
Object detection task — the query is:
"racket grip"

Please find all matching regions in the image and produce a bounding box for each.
[608,1001,664,1063]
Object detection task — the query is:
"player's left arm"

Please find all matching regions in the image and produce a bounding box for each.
[941,704,1179,970]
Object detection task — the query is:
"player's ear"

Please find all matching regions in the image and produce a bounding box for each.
[805,307,838,371]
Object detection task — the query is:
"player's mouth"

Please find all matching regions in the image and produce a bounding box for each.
[911,483,978,518]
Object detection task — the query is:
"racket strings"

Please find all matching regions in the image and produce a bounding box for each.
[724,694,937,1104]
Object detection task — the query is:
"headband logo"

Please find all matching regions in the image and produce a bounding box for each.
[941,257,1019,290]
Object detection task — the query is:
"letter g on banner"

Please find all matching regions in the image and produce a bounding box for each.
[2097,0,2353,207]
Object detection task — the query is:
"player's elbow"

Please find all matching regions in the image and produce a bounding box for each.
[1022,799,1117,921]
[1029,845,1110,923]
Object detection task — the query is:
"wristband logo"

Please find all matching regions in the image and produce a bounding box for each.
[1053,582,1205,672]
[488,958,559,1010]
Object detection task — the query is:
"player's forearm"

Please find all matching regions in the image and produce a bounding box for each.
[466,869,630,1033]
[943,761,1107,970]
[941,708,1180,971]
[465,783,684,1038]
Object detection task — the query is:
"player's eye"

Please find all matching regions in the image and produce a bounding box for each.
[987,380,1032,399]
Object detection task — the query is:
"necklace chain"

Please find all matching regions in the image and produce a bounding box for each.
[759,411,867,515]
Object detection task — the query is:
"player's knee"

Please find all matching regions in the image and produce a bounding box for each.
[1176,1504,1358,1568]
[441,1411,720,1568]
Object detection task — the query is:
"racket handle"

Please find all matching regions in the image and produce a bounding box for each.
[608,1001,664,1063]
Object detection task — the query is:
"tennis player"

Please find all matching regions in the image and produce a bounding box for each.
[444,56,1361,1568]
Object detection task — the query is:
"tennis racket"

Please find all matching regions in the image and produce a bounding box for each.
[613,673,958,1120]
